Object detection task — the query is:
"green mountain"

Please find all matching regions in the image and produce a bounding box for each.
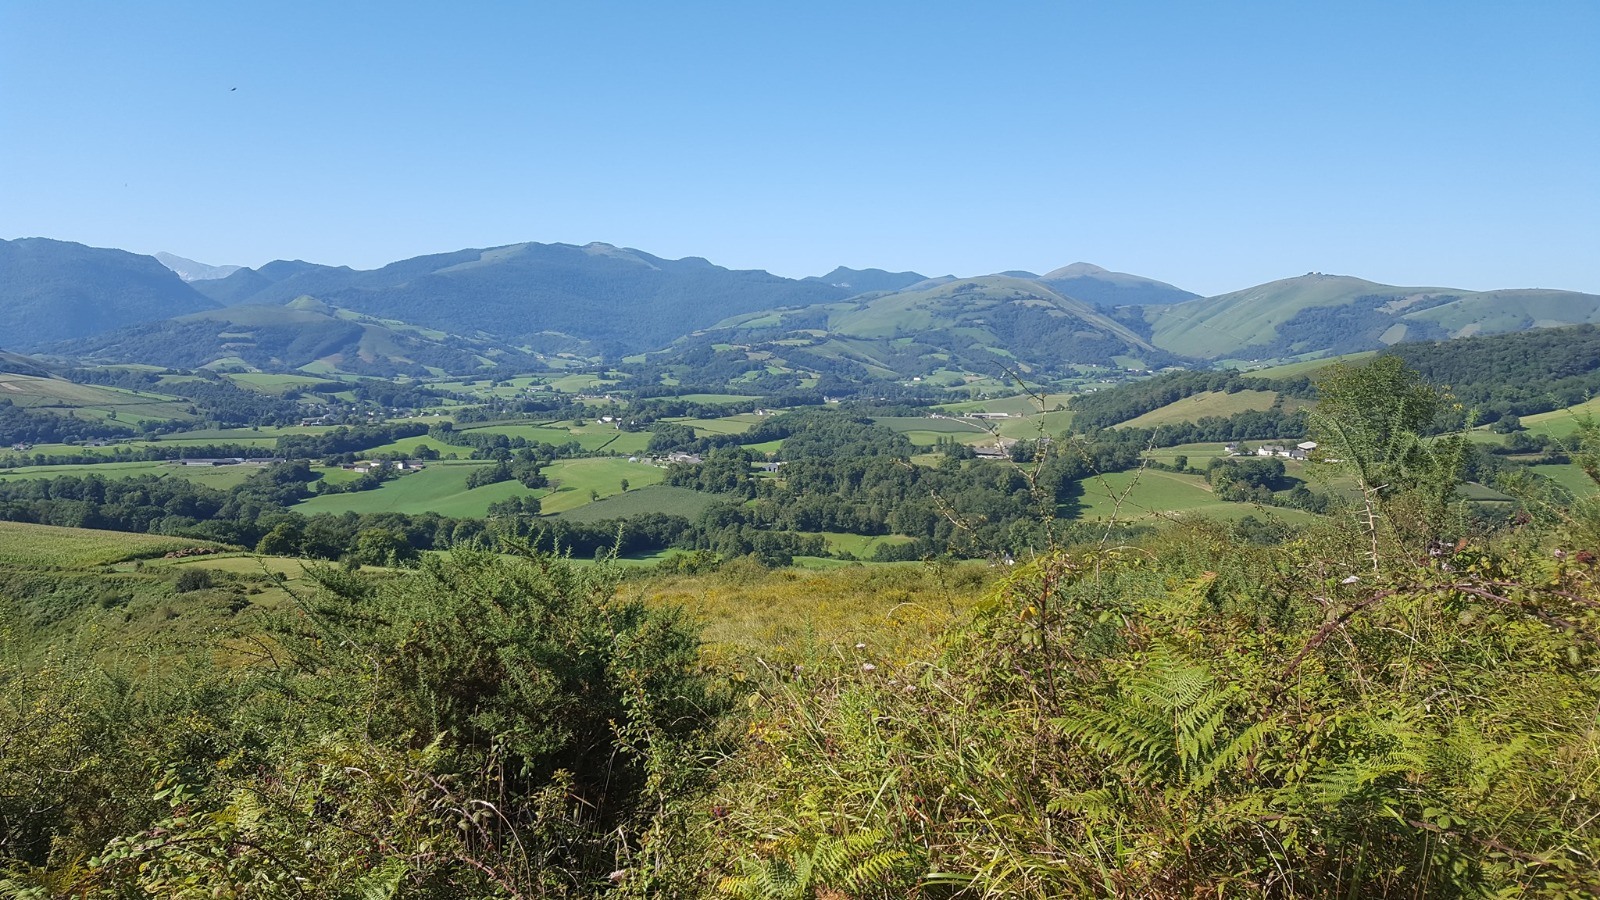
[1148,273,1600,361]
[665,275,1174,381]
[50,300,545,376]
[0,238,220,349]
[199,242,849,356]
[1037,262,1199,308]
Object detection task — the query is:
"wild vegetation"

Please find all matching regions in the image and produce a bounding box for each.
[0,356,1597,897]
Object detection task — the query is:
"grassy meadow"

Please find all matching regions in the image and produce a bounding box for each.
[0,520,229,568]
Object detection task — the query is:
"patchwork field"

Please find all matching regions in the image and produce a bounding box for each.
[0,373,196,424]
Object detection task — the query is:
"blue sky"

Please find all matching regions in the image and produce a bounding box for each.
[2,1,1595,295]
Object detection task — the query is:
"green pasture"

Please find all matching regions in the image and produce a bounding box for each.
[1141,442,1237,468]
[1116,390,1282,429]
[295,462,532,518]
[678,413,767,436]
[1071,469,1319,525]
[221,373,338,395]
[1510,397,1600,440]
[538,457,667,514]
[803,531,915,558]
[1527,462,1599,497]
[0,520,231,568]
[0,460,265,490]
[939,392,1074,416]
[554,484,719,522]
[995,409,1074,439]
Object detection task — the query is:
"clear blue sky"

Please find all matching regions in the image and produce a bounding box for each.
[2,1,1595,295]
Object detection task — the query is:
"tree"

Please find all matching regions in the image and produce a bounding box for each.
[1309,356,1467,565]
[353,528,418,567]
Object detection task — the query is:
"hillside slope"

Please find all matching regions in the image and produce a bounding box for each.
[0,238,220,349]
[1149,273,1600,360]
[667,275,1175,380]
[50,300,545,376]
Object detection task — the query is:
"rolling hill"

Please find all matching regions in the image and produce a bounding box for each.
[49,299,546,376]
[665,275,1176,380]
[0,238,221,349]
[1148,273,1600,361]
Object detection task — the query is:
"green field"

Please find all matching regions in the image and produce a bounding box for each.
[1527,462,1599,497]
[1071,469,1318,524]
[0,460,265,490]
[554,484,718,522]
[295,462,531,517]
[539,458,666,514]
[454,421,649,454]
[678,413,767,436]
[876,416,996,447]
[0,373,196,424]
[0,521,231,568]
[222,373,339,395]
[1115,389,1282,428]
[938,392,1074,416]
[1509,397,1600,440]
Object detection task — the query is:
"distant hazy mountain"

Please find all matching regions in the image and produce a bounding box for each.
[200,242,848,356]
[52,298,544,376]
[192,259,352,305]
[1147,273,1600,360]
[805,267,932,296]
[153,252,242,282]
[1035,263,1199,309]
[0,238,220,349]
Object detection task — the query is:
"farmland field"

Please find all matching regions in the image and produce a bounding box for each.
[538,457,666,514]
[1115,389,1281,428]
[295,462,530,517]
[0,373,196,423]
[554,484,718,522]
[0,460,265,490]
[1071,468,1319,524]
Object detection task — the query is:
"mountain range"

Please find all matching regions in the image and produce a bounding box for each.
[4,236,1597,377]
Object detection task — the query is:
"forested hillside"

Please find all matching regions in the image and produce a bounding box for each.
[0,238,219,349]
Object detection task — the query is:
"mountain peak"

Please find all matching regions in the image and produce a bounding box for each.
[1041,262,1110,279]
[154,252,243,282]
